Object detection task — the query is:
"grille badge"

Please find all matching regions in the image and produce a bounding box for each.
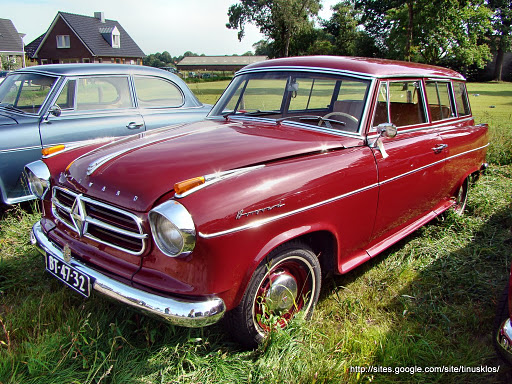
[70,194,87,237]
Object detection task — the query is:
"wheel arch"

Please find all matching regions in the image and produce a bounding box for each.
[230,224,339,309]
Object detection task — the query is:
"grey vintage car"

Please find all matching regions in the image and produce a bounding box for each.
[0,64,212,204]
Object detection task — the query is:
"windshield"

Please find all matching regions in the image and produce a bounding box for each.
[210,71,371,133]
[0,73,59,114]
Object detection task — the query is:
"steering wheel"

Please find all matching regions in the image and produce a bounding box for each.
[318,111,359,126]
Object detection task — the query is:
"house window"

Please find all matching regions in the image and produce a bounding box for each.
[112,33,120,48]
[83,58,91,63]
[56,35,70,48]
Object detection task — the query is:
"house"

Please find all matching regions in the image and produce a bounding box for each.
[0,18,25,70]
[27,12,145,65]
[177,56,267,73]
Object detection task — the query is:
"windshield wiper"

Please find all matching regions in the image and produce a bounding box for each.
[276,115,346,128]
[244,110,278,116]
[222,110,278,119]
[0,103,25,114]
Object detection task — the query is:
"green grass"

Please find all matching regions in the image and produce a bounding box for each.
[0,81,511,383]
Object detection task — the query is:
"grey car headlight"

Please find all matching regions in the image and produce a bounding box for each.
[148,200,196,257]
[24,160,51,199]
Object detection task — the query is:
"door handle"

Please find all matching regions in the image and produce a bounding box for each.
[126,122,144,129]
[432,144,448,153]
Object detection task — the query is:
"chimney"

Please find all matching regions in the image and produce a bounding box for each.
[94,12,105,23]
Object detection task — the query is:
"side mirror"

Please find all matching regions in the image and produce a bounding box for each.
[376,123,397,139]
[372,123,397,159]
[49,104,62,117]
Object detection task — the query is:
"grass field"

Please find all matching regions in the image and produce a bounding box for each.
[0,82,511,383]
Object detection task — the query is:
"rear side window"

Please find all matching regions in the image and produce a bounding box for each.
[425,81,455,121]
[76,76,133,111]
[453,81,471,116]
[373,80,427,128]
[134,76,184,108]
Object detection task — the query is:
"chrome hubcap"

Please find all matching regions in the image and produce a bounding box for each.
[265,272,298,313]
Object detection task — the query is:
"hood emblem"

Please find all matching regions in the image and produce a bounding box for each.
[70,194,88,237]
[236,201,285,220]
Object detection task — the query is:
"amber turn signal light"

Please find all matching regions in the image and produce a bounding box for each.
[174,176,206,195]
[41,144,65,157]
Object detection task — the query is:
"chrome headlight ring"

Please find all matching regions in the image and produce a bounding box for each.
[24,160,51,199]
[148,200,196,258]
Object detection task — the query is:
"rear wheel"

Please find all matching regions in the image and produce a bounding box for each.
[226,242,321,347]
[454,177,469,215]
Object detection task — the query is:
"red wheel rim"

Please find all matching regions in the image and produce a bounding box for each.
[252,256,314,334]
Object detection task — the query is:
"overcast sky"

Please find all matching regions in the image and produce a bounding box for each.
[3,0,340,56]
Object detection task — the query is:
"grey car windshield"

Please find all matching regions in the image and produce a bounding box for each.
[210,71,371,133]
[0,73,58,115]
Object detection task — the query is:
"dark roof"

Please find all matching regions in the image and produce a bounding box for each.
[242,56,464,80]
[36,12,145,58]
[0,18,23,53]
[25,34,44,58]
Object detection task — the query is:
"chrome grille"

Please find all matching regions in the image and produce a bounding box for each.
[51,186,147,255]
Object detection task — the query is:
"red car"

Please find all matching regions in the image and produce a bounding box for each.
[26,56,488,346]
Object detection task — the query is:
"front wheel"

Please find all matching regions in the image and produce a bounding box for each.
[226,242,321,347]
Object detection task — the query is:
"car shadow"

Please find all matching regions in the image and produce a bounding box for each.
[323,201,512,382]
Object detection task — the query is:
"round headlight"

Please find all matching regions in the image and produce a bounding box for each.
[24,160,50,199]
[148,201,196,257]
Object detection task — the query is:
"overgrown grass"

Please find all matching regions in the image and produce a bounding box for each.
[0,82,511,383]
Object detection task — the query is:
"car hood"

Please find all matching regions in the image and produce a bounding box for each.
[63,119,362,211]
[0,112,18,126]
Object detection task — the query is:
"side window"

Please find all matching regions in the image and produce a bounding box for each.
[55,79,76,109]
[425,81,454,121]
[288,78,337,111]
[373,82,389,127]
[388,81,426,127]
[134,76,184,108]
[453,81,471,116]
[76,76,133,111]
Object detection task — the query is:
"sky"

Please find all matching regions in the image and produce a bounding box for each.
[3,0,340,57]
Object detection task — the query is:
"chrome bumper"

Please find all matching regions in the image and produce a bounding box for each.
[31,221,226,327]
[497,318,512,356]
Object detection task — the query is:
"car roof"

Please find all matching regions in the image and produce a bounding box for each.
[240,56,465,80]
[14,63,177,78]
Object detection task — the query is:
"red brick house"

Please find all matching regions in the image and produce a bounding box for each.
[26,12,145,65]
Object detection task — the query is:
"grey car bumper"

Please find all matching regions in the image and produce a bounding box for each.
[31,221,226,327]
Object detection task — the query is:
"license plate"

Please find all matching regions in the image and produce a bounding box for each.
[45,253,91,297]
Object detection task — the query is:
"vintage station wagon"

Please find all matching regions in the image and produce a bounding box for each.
[27,56,488,346]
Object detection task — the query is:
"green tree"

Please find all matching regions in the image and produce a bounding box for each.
[322,1,360,56]
[357,0,492,67]
[488,0,512,80]
[226,0,321,57]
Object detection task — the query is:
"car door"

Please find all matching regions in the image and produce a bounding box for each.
[132,75,211,131]
[39,75,145,147]
[367,79,447,255]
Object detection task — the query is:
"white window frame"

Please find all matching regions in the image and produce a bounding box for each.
[56,35,70,49]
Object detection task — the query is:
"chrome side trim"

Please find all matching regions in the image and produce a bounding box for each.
[199,143,489,239]
[380,143,489,186]
[199,182,379,239]
[0,145,41,154]
[367,116,475,135]
[31,221,225,327]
